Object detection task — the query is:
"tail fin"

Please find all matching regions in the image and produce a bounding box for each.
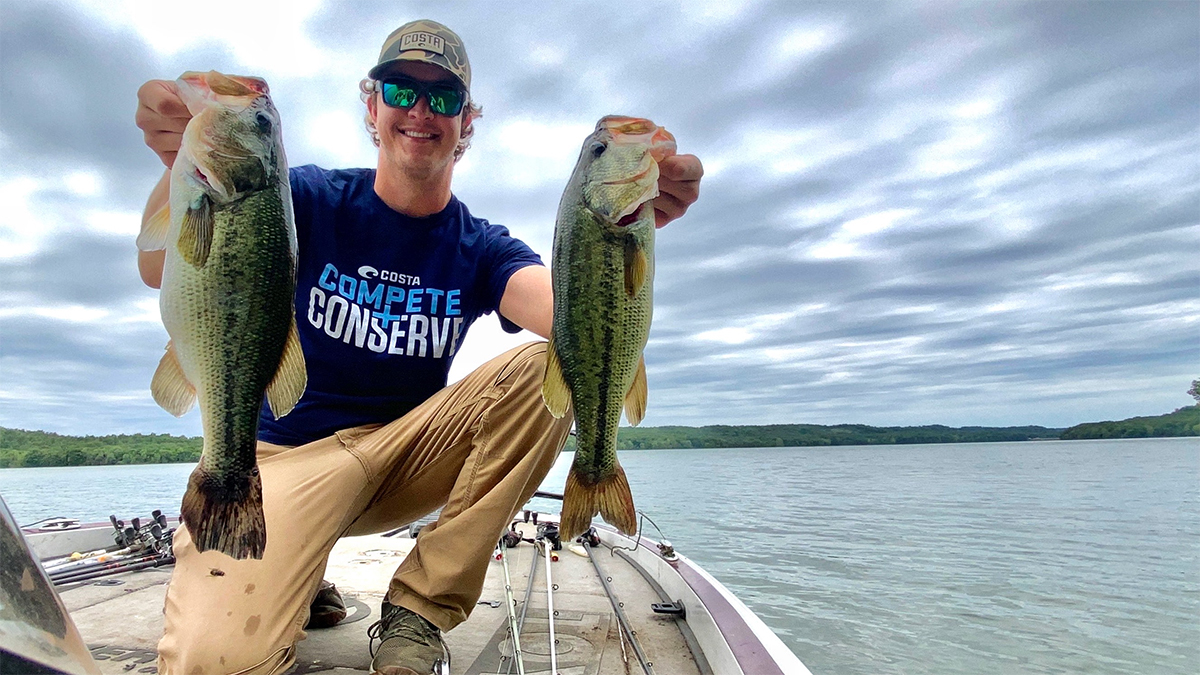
[180,466,266,560]
[560,464,637,539]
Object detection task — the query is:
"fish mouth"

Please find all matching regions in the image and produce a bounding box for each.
[175,70,270,201]
[177,70,267,114]
[599,116,677,159]
[597,116,676,224]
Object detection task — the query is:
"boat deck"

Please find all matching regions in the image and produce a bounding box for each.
[60,520,706,674]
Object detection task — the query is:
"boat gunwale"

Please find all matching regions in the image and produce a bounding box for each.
[593,524,811,675]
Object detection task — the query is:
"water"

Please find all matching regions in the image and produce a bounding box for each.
[1,437,1196,674]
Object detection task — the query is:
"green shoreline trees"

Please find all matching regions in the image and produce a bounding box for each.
[563,423,1063,451]
[1059,406,1200,440]
[2,406,1194,468]
[0,428,201,468]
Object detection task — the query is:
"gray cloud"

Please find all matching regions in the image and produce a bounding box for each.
[0,3,160,172]
[0,0,1196,436]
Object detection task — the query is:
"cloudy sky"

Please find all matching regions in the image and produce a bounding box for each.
[1,0,1196,437]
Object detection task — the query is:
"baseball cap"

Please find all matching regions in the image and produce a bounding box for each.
[368,20,471,92]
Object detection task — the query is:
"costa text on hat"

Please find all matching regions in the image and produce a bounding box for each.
[368,20,472,91]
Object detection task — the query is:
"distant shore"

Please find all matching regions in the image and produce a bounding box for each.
[2,406,1195,468]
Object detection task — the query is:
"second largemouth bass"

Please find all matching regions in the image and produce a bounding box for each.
[543,116,676,539]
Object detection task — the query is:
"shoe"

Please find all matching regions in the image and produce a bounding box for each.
[367,600,450,675]
[305,580,347,629]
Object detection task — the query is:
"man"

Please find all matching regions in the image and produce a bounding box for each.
[135,19,701,675]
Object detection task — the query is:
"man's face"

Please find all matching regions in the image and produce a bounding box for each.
[369,61,468,182]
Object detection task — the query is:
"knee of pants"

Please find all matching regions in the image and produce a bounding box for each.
[497,344,551,401]
[497,342,549,385]
[494,343,574,435]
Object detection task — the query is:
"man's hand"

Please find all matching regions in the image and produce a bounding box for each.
[653,153,703,228]
[135,79,188,290]
[135,80,191,168]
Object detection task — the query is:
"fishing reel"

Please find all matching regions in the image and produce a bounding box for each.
[500,528,522,549]
[578,527,601,548]
[537,522,562,551]
[110,509,173,553]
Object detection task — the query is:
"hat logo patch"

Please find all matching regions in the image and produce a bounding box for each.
[400,32,445,55]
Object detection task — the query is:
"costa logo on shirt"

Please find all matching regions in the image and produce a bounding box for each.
[357,265,420,285]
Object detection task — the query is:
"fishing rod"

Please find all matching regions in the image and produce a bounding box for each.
[49,544,174,586]
[506,545,539,675]
[516,544,538,633]
[583,529,656,675]
[43,510,176,586]
[497,534,526,675]
[540,537,559,675]
[42,545,137,576]
[50,553,165,586]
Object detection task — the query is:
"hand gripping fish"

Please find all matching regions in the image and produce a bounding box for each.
[137,71,306,560]
[543,116,676,539]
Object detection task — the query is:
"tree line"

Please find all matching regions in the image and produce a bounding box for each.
[2,405,1194,468]
[560,423,1063,452]
[1059,405,1200,440]
[0,428,201,468]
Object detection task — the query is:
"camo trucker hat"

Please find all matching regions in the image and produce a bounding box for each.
[368,20,472,91]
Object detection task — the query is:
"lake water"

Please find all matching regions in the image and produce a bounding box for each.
[1,437,1197,674]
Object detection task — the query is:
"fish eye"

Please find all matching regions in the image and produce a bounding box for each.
[590,141,606,157]
[255,111,272,134]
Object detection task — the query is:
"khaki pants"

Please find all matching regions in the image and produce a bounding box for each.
[156,342,572,675]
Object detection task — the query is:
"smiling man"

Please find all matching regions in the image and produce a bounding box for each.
[135,19,701,675]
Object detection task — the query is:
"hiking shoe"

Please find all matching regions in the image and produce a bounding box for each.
[306,580,347,629]
[367,601,450,675]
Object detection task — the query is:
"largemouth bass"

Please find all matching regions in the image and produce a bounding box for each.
[543,116,676,539]
[137,71,305,560]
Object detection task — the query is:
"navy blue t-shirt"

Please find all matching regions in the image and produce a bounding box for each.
[257,165,543,446]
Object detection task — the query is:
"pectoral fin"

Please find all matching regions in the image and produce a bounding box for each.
[623,355,647,426]
[265,318,307,419]
[541,337,572,418]
[624,235,647,297]
[178,196,214,268]
[151,341,196,417]
[136,204,171,251]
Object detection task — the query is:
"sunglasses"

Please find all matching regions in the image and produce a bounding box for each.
[379,77,467,117]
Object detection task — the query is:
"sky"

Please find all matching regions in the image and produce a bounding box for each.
[0,0,1197,437]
